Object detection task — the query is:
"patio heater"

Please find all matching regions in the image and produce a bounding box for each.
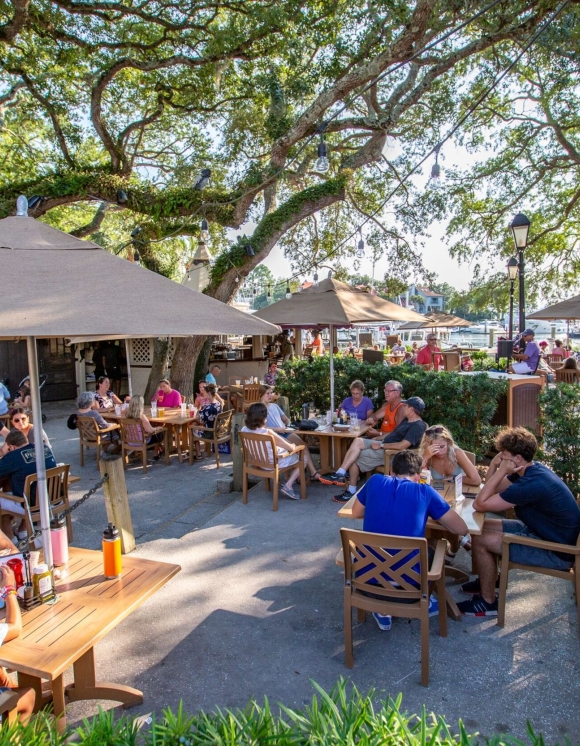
[509,213,531,333]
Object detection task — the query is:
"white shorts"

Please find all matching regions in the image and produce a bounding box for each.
[0,497,24,515]
[512,362,534,375]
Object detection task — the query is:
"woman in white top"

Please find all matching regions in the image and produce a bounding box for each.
[241,403,303,500]
[259,385,321,481]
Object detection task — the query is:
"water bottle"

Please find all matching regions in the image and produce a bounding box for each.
[302,403,309,420]
[102,523,122,579]
[50,514,69,566]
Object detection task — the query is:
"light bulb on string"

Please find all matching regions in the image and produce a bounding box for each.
[200,218,209,240]
[267,284,272,300]
[356,229,365,259]
[285,282,292,300]
[315,134,329,173]
[313,269,319,287]
[430,144,441,189]
[328,269,332,279]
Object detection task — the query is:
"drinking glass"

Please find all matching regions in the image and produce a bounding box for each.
[150,402,158,417]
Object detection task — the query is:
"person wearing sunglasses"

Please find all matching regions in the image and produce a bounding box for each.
[416,334,443,370]
[366,381,404,435]
[0,409,51,456]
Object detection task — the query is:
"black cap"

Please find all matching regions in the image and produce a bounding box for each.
[401,396,426,414]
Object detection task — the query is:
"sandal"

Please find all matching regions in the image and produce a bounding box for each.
[311,472,322,482]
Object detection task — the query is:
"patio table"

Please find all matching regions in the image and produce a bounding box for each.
[102,407,193,463]
[0,546,180,730]
[293,423,372,473]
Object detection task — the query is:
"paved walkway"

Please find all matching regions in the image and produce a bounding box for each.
[19,403,580,741]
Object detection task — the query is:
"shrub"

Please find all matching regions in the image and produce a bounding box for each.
[277,357,507,457]
[0,679,559,745]
[538,383,580,498]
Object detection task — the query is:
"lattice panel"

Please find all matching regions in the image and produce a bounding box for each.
[167,341,176,365]
[130,339,152,365]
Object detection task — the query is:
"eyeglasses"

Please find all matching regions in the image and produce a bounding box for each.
[426,426,444,434]
[427,337,437,342]
[384,389,398,393]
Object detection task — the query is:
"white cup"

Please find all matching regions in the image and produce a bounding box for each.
[114,404,122,415]
[180,403,187,416]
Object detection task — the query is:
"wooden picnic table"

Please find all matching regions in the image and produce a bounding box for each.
[0,547,180,731]
[293,423,373,473]
[336,481,484,621]
[101,407,193,463]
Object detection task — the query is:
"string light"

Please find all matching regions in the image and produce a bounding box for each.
[245,244,255,256]
[356,229,365,259]
[200,218,209,240]
[285,282,292,299]
[193,168,212,190]
[313,269,319,287]
[267,283,272,300]
[116,189,128,205]
[430,144,441,188]
[315,133,330,173]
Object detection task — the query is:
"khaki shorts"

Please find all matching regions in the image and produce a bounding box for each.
[356,440,386,472]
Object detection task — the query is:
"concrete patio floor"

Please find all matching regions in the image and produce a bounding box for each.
[19,402,580,742]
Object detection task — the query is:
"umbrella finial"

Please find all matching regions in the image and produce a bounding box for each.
[16,195,28,216]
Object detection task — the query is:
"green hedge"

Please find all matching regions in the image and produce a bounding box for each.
[0,679,554,744]
[539,383,580,498]
[276,356,507,458]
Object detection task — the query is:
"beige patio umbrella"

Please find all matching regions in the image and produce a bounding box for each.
[527,296,580,320]
[254,278,426,411]
[0,209,280,570]
[397,311,471,330]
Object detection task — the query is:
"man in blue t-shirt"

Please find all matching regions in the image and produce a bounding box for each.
[0,430,57,540]
[350,450,468,630]
[458,426,580,617]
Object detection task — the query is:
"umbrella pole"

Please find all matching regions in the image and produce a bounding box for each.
[26,336,53,570]
[125,339,133,398]
[329,325,335,413]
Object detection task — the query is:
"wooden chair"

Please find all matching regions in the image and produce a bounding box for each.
[77,415,120,469]
[239,431,306,511]
[0,689,19,727]
[340,528,447,686]
[0,464,73,542]
[119,418,169,473]
[239,384,262,413]
[188,410,233,468]
[498,532,580,635]
[555,368,580,384]
[547,354,564,369]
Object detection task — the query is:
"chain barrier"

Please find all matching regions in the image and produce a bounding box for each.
[15,474,109,552]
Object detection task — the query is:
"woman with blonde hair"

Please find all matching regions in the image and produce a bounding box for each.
[419,424,480,561]
[124,395,166,459]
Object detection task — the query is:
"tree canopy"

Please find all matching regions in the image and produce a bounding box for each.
[0,0,576,391]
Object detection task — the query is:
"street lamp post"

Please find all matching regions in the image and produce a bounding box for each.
[507,257,518,341]
[509,213,531,333]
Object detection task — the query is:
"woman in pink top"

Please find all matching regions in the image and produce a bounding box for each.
[152,379,182,408]
[551,339,567,358]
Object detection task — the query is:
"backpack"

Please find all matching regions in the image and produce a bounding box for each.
[67,413,78,430]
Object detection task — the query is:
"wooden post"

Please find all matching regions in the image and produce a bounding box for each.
[99,454,135,554]
[277,395,290,418]
[232,412,246,492]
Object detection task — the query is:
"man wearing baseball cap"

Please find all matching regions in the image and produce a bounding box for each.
[320,396,427,503]
[510,328,540,375]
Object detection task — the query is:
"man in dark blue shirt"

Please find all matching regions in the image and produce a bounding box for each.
[0,429,57,540]
[458,426,580,617]
[350,450,468,630]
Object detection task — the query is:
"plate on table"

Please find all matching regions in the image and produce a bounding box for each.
[333,424,351,432]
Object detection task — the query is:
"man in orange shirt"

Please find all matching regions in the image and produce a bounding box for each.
[416,334,443,369]
[366,380,405,435]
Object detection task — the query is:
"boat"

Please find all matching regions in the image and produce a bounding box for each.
[460,320,507,334]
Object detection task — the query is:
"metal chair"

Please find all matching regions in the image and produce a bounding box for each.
[340,528,447,686]
[239,431,306,511]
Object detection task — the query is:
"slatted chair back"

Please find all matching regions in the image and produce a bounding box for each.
[189,410,233,468]
[240,384,262,410]
[77,415,98,444]
[119,418,168,473]
[23,464,72,542]
[77,415,119,468]
[555,368,580,384]
[547,354,564,367]
[124,421,146,445]
[239,430,306,510]
[464,450,476,465]
[340,527,447,685]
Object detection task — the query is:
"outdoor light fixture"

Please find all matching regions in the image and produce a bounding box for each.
[133,250,141,266]
[193,168,212,190]
[131,226,142,238]
[245,244,255,256]
[509,213,531,334]
[116,189,128,205]
[430,144,441,188]
[507,256,518,341]
[356,230,365,259]
[200,218,209,240]
[16,195,28,216]
[285,282,292,299]
[313,270,319,287]
[315,135,330,173]
[27,195,42,210]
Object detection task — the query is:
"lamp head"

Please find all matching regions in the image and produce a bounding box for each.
[507,257,518,280]
[510,213,531,249]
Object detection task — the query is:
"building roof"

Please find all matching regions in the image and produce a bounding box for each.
[415,286,444,298]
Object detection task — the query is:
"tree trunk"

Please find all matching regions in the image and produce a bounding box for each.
[144,337,169,401]
[194,338,213,388]
[170,335,207,397]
